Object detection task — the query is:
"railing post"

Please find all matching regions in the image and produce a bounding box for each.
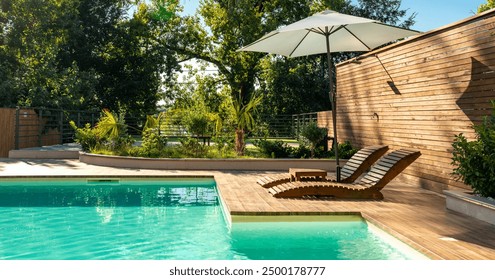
[292,114,296,138]
[15,107,20,150]
[59,111,64,144]
[38,109,43,147]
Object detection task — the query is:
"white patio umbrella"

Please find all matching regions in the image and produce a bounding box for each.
[238,10,420,182]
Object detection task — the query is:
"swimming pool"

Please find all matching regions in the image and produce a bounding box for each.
[0,178,426,260]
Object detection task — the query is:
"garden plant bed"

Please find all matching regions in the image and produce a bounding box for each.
[444,190,495,226]
[79,152,342,171]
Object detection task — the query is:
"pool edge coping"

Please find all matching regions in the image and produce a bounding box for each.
[361,213,441,260]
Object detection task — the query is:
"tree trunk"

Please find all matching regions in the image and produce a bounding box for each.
[235,128,245,156]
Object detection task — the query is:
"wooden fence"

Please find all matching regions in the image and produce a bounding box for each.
[321,9,495,193]
[0,108,62,157]
[0,108,16,157]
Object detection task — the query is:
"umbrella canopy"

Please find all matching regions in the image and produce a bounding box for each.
[239,10,419,57]
[238,10,420,181]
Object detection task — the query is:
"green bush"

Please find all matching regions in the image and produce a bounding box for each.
[337,141,359,159]
[186,114,210,136]
[291,145,312,159]
[250,122,270,138]
[69,121,98,152]
[452,101,495,198]
[212,135,236,158]
[299,122,328,158]
[139,128,168,158]
[253,139,294,158]
[178,137,208,158]
[70,109,133,153]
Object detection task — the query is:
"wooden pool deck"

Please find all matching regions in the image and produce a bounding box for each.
[1,158,494,260]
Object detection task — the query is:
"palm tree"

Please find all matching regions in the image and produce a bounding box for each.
[144,111,167,135]
[96,109,127,139]
[232,94,262,156]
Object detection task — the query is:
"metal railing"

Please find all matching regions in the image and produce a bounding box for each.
[292,112,318,137]
[254,112,318,139]
[12,107,319,149]
[14,108,99,150]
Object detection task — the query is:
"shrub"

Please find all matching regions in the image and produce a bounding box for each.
[253,139,294,158]
[178,137,208,158]
[212,135,235,158]
[327,141,358,159]
[299,122,328,158]
[250,121,270,138]
[452,101,495,198]
[140,128,168,158]
[337,141,358,159]
[70,109,133,153]
[291,145,312,159]
[69,121,98,152]
[186,113,210,136]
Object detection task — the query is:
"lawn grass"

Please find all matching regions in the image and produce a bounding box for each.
[245,138,299,144]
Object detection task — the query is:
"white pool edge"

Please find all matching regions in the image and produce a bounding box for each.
[365,221,430,260]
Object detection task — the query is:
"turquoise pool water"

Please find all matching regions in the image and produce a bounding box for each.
[0,178,424,260]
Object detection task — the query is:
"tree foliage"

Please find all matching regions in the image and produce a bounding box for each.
[257,56,331,115]
[299,121,328,158]
[0,0,177,119]
[162,0,300,101]
[1,0,418,147]
[478,0,495,13]
[351,0,416,28]
[161,0,313,153]
[160,0,416,154]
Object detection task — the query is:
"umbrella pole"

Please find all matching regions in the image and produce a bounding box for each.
[325,29,340,182]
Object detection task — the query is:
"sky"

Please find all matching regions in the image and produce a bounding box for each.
[400,0,486,32]
[180,0,488,32]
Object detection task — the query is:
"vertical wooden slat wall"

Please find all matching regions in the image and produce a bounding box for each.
[0,108,16,158]
[329,10,495,193]
[0,108,63,157]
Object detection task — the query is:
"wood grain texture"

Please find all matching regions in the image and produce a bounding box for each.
[323,10,495,193]
[0,109,16,157]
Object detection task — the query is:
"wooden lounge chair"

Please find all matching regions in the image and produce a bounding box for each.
[267,149,421,200]
[256,145,389,188]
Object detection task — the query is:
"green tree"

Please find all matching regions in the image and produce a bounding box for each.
[161,0,415,152]
[90,3,173,118]
[0,0,177,120]
[0,46,18,107]
[233,93,263,155]
[165,65,230,136]
[162,0,313,153]
[0,0,16,106]
[299,121,328,158]
[257,56,331,115]
[478,0,495,13]
[57,1,176,117]
[352,0,416,28]
[0,0,85,108]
